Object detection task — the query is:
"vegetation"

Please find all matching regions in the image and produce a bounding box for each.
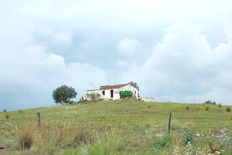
[119,90,133,99]
[86,92,101,101]
[0,100,231,154]
[182,129,193,145]
[226,107,231,112]
[204,100,216,105]
[52,85,77,104]
[129,81,139,90]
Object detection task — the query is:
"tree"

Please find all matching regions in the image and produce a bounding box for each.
[52,85,77,104]
[129,81,139,91]
[204,100,216,105]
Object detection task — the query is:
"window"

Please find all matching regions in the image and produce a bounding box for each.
[102,90,105,95]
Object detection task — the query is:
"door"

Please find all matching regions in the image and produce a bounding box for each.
[110,90,114,98]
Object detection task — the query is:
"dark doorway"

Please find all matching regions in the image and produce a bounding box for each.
[110,90,114,98]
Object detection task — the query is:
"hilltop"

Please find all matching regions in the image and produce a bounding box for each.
[0,100,231,154]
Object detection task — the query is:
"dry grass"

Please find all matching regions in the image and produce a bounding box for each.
[17,122,93,154]
[18,124,34,150]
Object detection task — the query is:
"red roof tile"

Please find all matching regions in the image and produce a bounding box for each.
[99,83,128,90]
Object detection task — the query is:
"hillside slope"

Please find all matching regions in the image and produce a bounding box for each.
[0,100,231,154]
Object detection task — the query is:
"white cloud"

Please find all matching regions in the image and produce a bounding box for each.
[0,0,232,110]
[35,28,73,48]
[118,38,141,54]
[0,45,108,110]
[123,22,232,104]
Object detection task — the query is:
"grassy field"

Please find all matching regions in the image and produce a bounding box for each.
[0,100,232,155]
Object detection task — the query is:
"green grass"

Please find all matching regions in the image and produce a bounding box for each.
[0,100,232,155]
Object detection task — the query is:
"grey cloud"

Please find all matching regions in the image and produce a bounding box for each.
[122,22,232,104]
[1,0,232,111]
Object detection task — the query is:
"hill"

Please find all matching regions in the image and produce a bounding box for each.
[0,100,231,154]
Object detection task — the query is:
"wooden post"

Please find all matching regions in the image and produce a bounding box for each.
[36,112,41,128]
[168,112,172,134]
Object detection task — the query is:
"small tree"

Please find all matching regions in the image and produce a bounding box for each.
[129,81,139,91]
[52,85,77,104]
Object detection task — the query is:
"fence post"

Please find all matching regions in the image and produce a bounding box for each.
[168,112,172,134]
[36,112,41,128]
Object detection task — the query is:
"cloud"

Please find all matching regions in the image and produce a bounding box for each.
[118,38,141,54]
[0,45,107,110]
[1,0,232,110]
[35,28,73,49]
[122,22,232,104]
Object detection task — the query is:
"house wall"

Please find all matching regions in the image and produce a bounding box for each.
[100,84,139,100]
[82,90,101,101]
[83,84,139,101]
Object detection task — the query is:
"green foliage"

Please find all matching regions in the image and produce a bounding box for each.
[182,129,193,145]
[129,81,139,90]
[119,91,133,99]
[152,135,171,149]
[52,85,77,104]
[86,93,100,101]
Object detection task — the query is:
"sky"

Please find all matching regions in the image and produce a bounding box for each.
[1,0,232,110]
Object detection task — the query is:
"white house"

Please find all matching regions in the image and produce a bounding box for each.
[82,82,139,101]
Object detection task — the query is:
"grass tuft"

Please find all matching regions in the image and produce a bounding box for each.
[152,135,171,149]
[5,113,10,119]
[225,107,231,112]
[18,124,33,150]
[182,129,193,145]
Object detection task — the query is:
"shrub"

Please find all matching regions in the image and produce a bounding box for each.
[152,135,171,149]
[3,109,7,112]
[225,107,231,112]
[119,91,133,99]
[205,106,209,111]
[86,93,101,101]
[182,130,193,145]
[5,113,10,119]
[205,100,216,105]
[186,106,190,110]
[218,104,222,108]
